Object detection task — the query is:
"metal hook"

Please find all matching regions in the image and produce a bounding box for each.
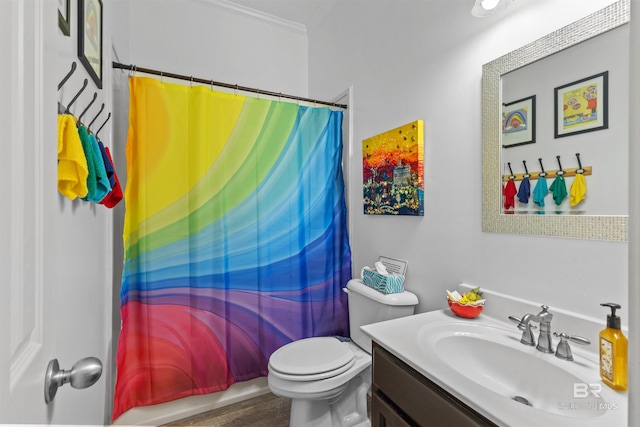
[575,153,584,173]
[88,103,105,131]
[235,84,238,96]
[210,80,214,91]
[66,79,88,112]
[507,162,515,179]
[58,62,77,91]
[96,112,111,138]
[78,92,98,122]
[190,76,194,87]
[538,158,547,177]
[522,160,529,177]
[160,71,163,84]
[556,155,564,175]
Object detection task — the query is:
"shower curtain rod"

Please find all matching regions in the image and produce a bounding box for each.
[112,62,347,109]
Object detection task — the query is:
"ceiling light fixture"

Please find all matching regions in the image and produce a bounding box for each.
[471,0,514,17]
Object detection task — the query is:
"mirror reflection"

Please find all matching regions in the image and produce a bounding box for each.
[482,0,628,241]
[501,24,629,216]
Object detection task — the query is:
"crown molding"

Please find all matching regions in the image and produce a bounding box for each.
[192,0,307,34]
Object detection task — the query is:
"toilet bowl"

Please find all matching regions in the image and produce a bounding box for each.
[267,279,419,427]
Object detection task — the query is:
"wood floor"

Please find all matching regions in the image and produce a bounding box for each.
[164,393,292,427]
[164,392,371,426]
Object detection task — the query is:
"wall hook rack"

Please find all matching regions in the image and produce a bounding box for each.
[65,79,88,113]
[58,62,77,91]
[575,153,584,174]
[556,155,565,176]
[538,158,547,178]
[78,93,98,122]
[88,103,105,131]
[96,112,111,138]
[504,156,592,182]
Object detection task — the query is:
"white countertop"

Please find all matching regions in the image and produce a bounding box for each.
[361,309,628,427]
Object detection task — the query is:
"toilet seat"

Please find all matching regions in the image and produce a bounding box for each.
[268,337,356,381]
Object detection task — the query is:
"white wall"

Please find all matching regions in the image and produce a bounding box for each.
[627,1,639,424]
[109,0,308,95]
[307,0,627,322]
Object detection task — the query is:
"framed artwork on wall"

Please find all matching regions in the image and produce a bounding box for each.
[58,0,70,36]
[554,71,608,138]
[78,0,103,89]
[362,120,424,216]
[502,95,536,148]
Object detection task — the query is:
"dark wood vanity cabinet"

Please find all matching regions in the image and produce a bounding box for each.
[371,342,498,427]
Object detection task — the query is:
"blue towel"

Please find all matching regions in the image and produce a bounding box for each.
[533,178,548,207]
[98,140,116,187]
[517,177,531,204]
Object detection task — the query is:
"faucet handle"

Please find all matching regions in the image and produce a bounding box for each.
[508,316,538,330]
[553,332,590,361]
[508,316,536,346]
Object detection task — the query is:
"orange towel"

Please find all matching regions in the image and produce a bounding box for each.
[58,114,88,199]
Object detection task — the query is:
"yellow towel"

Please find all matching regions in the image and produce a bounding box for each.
[58,114,89,199]
[570,173,586,206]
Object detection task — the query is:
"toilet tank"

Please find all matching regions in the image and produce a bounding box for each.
[344,279,419,353]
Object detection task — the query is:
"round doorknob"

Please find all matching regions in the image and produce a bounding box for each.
[44,357,102,403]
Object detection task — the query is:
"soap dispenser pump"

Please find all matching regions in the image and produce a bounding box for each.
[599,303,627,391]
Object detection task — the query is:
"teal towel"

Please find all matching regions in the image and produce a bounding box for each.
[89,134,112,202]
[78,125,97,201]
[549,175,567,205]
[533,178,548,207]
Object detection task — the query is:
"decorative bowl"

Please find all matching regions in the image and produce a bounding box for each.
[447,299,483,319]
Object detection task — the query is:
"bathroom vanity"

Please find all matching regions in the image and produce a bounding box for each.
[371,342,496,426]
[361,293,627,427]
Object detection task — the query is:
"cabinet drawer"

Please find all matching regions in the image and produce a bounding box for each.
[372,391,415,427]
[373,345,497,427]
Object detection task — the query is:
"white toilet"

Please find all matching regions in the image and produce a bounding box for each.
[267,278,419,427]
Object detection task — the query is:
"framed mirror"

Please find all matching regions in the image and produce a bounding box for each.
[482,0,629,241]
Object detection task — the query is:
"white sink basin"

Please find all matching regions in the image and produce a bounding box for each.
[418,321,605,419]
[361,310,627,427]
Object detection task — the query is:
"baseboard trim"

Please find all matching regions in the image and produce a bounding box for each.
[113,377,270,426]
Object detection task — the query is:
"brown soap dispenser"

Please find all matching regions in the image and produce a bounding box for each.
[599,303,627,391]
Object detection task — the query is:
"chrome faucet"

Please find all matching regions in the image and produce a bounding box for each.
[510,305,554,354]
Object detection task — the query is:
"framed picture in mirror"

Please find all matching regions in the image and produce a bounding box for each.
[554,71,608,138]
[78,0,102,89]
[502,95,536,148]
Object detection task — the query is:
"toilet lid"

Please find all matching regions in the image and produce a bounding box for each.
[269,337,355,380]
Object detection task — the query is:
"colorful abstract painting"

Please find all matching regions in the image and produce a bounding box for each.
[362,120,424,215]
[112,76,352,420]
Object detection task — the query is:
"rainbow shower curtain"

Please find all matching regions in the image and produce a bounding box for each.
[112,77,352,420]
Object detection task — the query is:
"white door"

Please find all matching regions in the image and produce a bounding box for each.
[0,0,111,424]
